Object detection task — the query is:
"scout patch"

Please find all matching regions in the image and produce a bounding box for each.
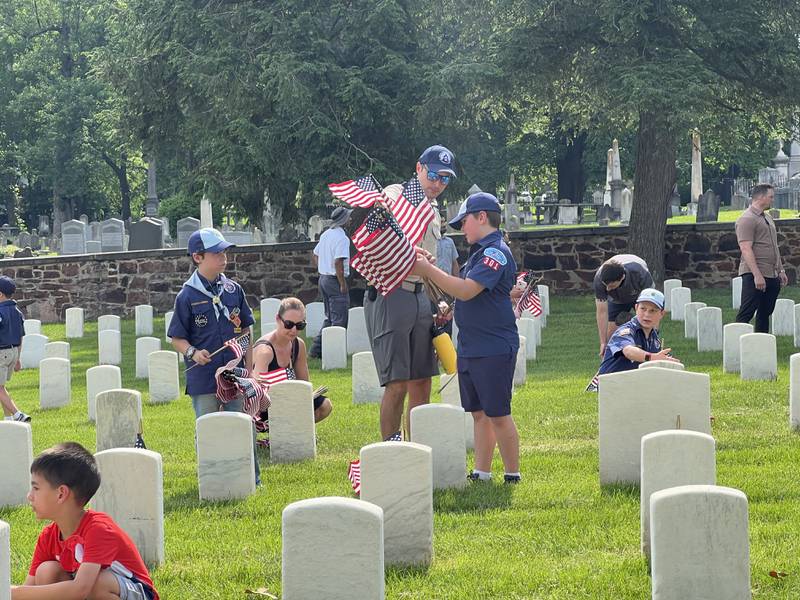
[229,307,242,329]
[483,247,507,265]
[223,279,236,294]
[616,327,631,337]
[194,313,209,328]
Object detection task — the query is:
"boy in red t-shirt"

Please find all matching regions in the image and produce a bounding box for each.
[12,442,159,600]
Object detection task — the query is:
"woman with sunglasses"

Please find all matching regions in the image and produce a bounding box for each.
[252,297,333,423]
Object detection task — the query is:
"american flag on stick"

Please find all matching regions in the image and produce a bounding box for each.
[351,206,417,295]
[257,367,296,387]
[514,272,543,318]
[585,372,600,392]
[224,333,250,360]
[328,174,384,208]
[390,177,434,247]
[347,431,402,495]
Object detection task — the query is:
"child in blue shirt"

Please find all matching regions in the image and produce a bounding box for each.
[0,275,29,422]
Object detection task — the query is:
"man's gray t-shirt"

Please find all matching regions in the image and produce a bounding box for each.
[593,254,653,304]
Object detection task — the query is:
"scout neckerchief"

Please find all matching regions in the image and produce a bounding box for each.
[183,270,232,321]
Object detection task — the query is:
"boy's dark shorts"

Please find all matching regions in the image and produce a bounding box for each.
[607,300,635,322]
[457,352,516,417]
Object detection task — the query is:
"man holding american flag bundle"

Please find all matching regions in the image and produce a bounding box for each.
[362,144,457,441]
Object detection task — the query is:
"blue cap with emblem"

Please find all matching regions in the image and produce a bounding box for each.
[188,228,234,255]
[636,288,665,310]
[448,192,502,230]
[418,145,457,177]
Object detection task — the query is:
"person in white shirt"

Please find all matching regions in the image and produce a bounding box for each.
[309,207,352,357]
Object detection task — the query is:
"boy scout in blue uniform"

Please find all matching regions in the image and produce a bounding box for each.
[412,192,521,483]
[597,288,679,376]
[0,275,29,422]
[167,228,259,480]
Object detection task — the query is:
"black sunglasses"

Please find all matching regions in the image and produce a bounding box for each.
[279,315,306,331]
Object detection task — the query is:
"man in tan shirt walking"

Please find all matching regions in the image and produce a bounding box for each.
[735,183,787,332]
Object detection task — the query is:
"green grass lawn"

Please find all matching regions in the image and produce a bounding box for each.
[3,289,800,599]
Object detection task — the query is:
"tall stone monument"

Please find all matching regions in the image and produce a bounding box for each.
[200,195,213,229]
[610,139,624,215]
[691,131,703,202]
[145,157,159,217]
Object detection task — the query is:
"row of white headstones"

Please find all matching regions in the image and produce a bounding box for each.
[0,290,553,598]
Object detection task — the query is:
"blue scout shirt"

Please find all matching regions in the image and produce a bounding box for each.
[597,316,662,375]
[0,299,24,347]
[168,272,254,395]
[454,230,519,358]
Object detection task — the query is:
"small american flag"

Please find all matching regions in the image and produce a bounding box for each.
[348,460,361,495]
[515,272,543,317]
[134,433,147,449]
[224,334,250,361]
[351,206,416,295]
[585,372,599,392]
[390,177,434,246]
[257,367,297,387]
[328,174,384,208]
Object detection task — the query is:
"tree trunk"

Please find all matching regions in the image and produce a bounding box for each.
[629,110,677,285]
[118,153,131,220]
[556,129,587,202]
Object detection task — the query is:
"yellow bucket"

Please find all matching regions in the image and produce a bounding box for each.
[432,331,457,375]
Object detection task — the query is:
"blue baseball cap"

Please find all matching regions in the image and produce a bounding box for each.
[0,275,15,296]
[188,228,234,255]
[418,145,457,177]
[636,288,665,310]
[448,192,502,230]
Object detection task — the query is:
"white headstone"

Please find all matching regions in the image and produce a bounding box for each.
[19,333,48,369]
[662,279,682,312]
[98,330,122,365]
[771,298,795,336]
[321,326,347,370]
[98,314,121,332]
[513,337,526,386]
[0,519,8,600]
[739,333,777,380]
[86,365,122,422]
[639,360,684,371]
[176,217,200,249]
[537,283,550,321]
[196,412,256,500]
[0,422,33,507]
[439,374,474,450]
[346,307,370,355]
[148,351,180,404]
[723,323,753,373]
[794,305,800,348]
[306,302,325,338]
[61,219,87,254]
[640,430,716,561]
[23,319,41,335]
[100,218,125,253]
[94,449,164,567]
[352,352,382,404]
[650,485,750,600]
[259,298,281,336]
[696,307,722,351]
[44,341,70,360]
[86,240,101,253]
[598,367,711,485]
[39,357,71,409]
[269,380,316,463]
[282,497,384,600]
[682,302,706,338]
[135,337,161,379]
[135,304,154,336]
[732,276,742,309]
[517,319,538,360]
[669,287,691,321]
[96,389,142,452]
[65,307,84,338]
[410,403,466,489]
[164,310,174,342]
[791,353,800,430]
[360,442,432,567]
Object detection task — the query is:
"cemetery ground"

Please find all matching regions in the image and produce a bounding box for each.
[2,290,800,599]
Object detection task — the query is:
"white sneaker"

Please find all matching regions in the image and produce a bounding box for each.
[13,412,31,423]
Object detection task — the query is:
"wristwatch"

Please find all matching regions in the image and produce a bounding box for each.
[186,346,197,361]
[644,353,651,362]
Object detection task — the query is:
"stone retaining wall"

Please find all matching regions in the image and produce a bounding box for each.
[3,220,799,322]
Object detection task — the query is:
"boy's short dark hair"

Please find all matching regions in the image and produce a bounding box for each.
[600,261,625,284]
[31,442,101,505]
[487,212,502,229]
[191,251,205,266]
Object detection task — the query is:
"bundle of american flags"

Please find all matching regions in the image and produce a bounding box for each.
[328,173,435,295]
[215,335,271,426]
[347,431,402,496]
[514,271,543,318]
